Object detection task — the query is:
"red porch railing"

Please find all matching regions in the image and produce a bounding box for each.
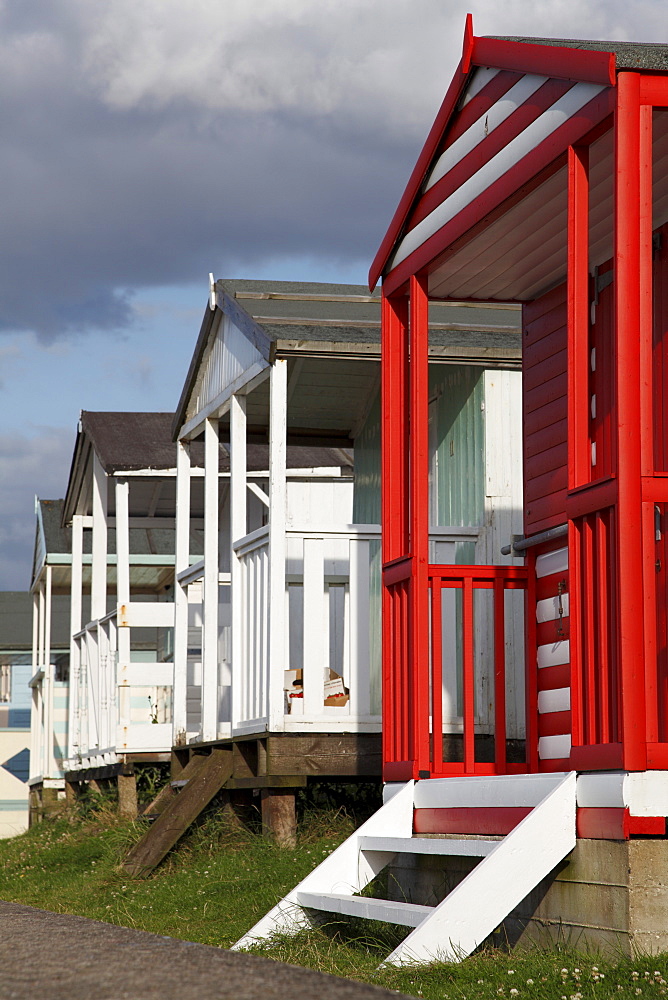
[383,562,531,780]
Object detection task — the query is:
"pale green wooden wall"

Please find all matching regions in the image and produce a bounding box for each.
[352,364,486,714]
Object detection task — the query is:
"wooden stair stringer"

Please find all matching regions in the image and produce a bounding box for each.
[139,753,209,820]
[383,770,577,966]
[123,748,233,877]
[231,780,415,950]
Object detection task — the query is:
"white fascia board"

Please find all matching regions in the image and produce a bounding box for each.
[180,360,269,441]
[113,469,177,478]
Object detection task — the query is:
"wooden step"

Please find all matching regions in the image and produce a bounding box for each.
[123,748,233,878]
[359,835,498,857]
[296,891,432,928]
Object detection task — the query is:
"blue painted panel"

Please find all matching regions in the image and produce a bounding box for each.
[8,709,30,729]
[9,663,32,710]
[1,748,30,783]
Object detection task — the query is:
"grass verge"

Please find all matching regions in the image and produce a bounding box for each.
[1,800,668,1000]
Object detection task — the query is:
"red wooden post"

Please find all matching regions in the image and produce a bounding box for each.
[493,577,507,773]
[381,289,409,777]
[524,549,539,773]
[567,144,591,491]
[614,71,647,770]
[462,576,476,773]
[409,274,431,777]
[566,142,590,767]
[431,576,443,772]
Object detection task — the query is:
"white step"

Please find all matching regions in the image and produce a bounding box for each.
[232,773,577,968]
[384,771,576,965]
[296,892,431,928]
[359,835,498,857]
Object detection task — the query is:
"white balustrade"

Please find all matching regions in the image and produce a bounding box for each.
[67,604,174,768]
[230,524,480,736]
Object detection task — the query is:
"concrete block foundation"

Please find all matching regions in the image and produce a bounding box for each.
[386,838,668,956]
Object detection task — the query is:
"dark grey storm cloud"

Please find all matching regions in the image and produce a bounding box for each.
[3,0,660,341]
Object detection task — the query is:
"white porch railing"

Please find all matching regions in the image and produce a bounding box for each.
[230,524,480,736]
[67,603,174,768]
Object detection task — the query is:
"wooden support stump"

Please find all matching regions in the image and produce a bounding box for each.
[65,780,80,811]
[88,779,102,795]
[118,773,138,819]
[261,788,296,847]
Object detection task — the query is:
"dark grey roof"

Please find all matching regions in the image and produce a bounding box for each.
[0,592,70,652]
[493,37,668,71]
[82,412,181,473]
[81,412,350,473]
[39,500,70,554]
[174,279,521,437]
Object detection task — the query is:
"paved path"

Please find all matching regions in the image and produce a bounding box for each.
[0,901,413,1000]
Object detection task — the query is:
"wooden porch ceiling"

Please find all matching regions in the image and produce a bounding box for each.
[427,109,668,303]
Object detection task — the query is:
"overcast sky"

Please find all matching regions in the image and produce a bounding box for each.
[1,0,665,589]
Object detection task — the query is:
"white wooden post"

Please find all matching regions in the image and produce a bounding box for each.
[37,583,48,776]
[230,393,247,731]
[202,417,220,741]
[268,360,287,731]
[29,589,40,780]
[302,537,325,717]
[349,537,371,718]
[115,478,131,750]
[44,565,56,776]
[91,453,108,620]
[68,514,83,760]
[173,439,191,744]
[38,581,45,671]
[90,453,107,751]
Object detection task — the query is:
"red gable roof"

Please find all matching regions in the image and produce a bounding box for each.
[368,16,616,291]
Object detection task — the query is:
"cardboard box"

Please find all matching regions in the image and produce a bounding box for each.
[324,670,349,707]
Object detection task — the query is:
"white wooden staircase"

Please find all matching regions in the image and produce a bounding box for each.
[232,772,576,965]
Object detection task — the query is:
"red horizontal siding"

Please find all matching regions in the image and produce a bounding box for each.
[524,284,568,535]
[537,663,571,691]
[537,618,570,646]
[538,710,571,737]
[525,442,569,479]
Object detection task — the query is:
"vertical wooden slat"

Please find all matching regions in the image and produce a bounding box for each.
[349,538,371,718]
[462,576,475,773]
[303,537,325,717]
[596,511,611,743]
[524,550,539,772]
[493,577,507,773]
[568,521,583,754]
[583,515,597,745]
[430,577,443,773]
[644,501,660,742]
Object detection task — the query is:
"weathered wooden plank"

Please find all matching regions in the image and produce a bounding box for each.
[265,733,382,777]
[140,753,209,818]
[123,749,233,877]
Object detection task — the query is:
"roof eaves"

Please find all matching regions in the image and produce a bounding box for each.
[172,302,217,441]
[369,19,617,289]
